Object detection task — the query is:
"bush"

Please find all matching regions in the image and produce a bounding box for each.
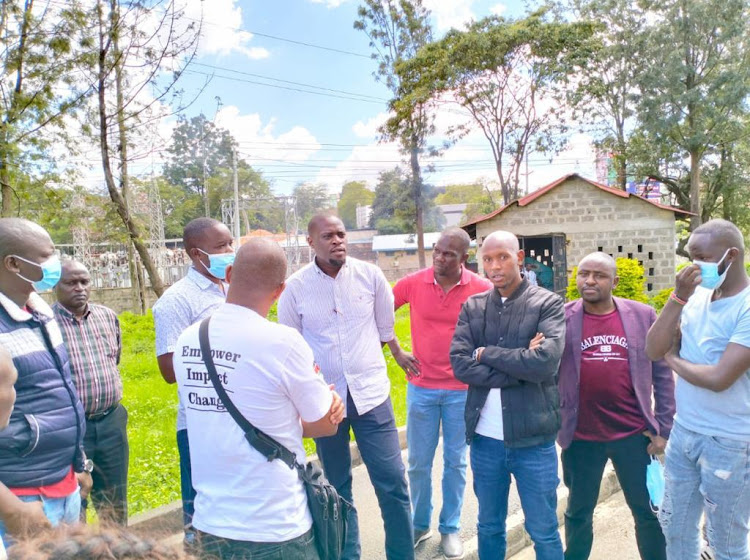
[567,257,649,303]
[649,287,674,312]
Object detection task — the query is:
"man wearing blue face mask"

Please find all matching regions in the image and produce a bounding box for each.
[152,217,233,547]
[0,218,90,540]
[646,218,750,560]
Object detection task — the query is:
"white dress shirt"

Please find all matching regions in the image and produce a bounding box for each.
[278,257,395,415]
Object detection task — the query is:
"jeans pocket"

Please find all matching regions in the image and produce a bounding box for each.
[710,435,750,452]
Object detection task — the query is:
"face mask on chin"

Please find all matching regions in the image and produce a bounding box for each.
[12,254,62,292]
[694,248,732,290]
[197,249,235,280]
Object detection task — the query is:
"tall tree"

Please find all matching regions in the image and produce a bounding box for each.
[396,10,597,204]
[556,0,645,190]
[293,182,334,227]
[355,0,434,268]
[337,180,374,229]
[636,0,750,229]
[370,167,442,234]
[163,114,237,217]
[0,1,91,215]
[93,0,201,300]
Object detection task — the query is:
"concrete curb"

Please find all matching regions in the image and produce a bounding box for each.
[129,426,409,535]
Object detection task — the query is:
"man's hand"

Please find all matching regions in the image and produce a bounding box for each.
[77,472,93,500]
[327,386,345,425]
[675,264,702,302]
[529,332,545,350]
[393,348,421,380]
[644,430,668,455]
[3,499,50,537]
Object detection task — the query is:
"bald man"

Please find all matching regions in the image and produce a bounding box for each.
[450,230,566,560]
[646,219,750,560]
[173,238,343,559]
[53,260,128,525]
[152,217,234,543]
[0,218,88,538]
[558,253,672,560]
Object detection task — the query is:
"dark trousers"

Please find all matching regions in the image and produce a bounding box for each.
[315,393,414,560]
[197,528,319,560]
[561,433,666,560]
[82,403,129,525]
[177,428,196,530]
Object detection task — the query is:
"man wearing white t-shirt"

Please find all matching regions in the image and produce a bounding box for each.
[174,238,344,559]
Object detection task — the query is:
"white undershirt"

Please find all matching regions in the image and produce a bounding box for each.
[474,297,506,440]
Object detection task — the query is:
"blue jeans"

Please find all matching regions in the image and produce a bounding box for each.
[0,487,81,541]
[471,435,563,560]
[177,429,196,530]
[406,384,467,535]
[315,393,413,560]
[659,422,750,560]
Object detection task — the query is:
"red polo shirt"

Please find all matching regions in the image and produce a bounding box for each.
[394,267,492,390]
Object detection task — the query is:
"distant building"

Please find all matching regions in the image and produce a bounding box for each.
[356,205,373,229]
[462,173,691,296]
[437,203,468,228]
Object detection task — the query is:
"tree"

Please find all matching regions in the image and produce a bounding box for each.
[355,0,434,268]
[0,1,92,215]
[370,167,442,234]
[293,182,334,228]
[93,0,201,301]
[337,181,374,229]
[636,0,750,230]
[163,114,237,217]
[555,0,646,190]
[396,10,597,204]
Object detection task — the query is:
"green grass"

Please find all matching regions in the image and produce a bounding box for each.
[120,305,412,516]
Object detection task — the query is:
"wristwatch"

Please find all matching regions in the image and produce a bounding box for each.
[472,348,481,362]
[84,459,94,473]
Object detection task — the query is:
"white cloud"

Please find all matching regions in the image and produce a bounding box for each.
[352,112,389,138]
[489,3,507,16]
[214,105,321,165]
[423,0,476,31]
[309,0,350,7]
[182,0,270,59]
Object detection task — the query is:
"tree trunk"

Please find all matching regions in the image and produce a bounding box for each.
[97,0,164,298]
[0,153,12,216]
[410,136,426,269]
[689,148,702,230]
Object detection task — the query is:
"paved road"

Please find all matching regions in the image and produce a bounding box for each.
[509,490,641,560]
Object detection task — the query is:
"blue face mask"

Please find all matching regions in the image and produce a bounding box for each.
[198,249,235,280]
[646,455,665,512]
[13,254,62,292]
[694,248,732,290]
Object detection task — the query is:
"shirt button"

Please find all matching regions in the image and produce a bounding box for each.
[499,337,503,341]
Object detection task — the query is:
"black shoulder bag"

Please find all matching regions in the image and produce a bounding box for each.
[198,317,352,560]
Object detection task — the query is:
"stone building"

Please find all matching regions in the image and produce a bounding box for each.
[461,174,690,296]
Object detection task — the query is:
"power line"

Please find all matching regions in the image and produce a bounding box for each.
[183,69,385,105]
[190,62,387,102]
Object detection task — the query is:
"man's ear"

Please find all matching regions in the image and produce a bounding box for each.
[517,249,525,266]
[612,275,620,290]
[225,265,233,284]
[3,255,20,274]
[272,281,286,302]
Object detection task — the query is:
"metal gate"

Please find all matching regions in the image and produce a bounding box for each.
[552,234,568,296]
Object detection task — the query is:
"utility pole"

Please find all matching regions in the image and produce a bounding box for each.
[232,147,240,242]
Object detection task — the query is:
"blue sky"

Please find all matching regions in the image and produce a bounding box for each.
[146,0,599,195]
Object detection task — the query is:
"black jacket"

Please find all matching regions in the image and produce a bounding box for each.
[450,279,565,448]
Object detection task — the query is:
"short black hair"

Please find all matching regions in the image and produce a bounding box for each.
[0,218,49,260]
[183,218,224,251]
[692,219,745,251]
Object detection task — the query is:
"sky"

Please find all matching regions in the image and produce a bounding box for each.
[96,0,601,196]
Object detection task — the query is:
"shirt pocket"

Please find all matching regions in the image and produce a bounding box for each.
[95,332,119,361]
[347,289,375,321]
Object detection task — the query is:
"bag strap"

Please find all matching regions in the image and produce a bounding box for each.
[198,317,299,470]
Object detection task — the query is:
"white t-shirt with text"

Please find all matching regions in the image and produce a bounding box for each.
[174,303,333,541]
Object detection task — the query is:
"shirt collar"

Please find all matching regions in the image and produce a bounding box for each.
[0,290,54,322]
[426,266,470,286]
[187,266,227,292]
[53,302,91,320]
[312,258,348,278]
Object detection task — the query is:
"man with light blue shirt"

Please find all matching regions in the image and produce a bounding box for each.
[152,217,233,546]
[646,219,750,560]
[278,213,413,560]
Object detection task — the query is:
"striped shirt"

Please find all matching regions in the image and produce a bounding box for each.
[52,303,122,416]
[278,257,395,415]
